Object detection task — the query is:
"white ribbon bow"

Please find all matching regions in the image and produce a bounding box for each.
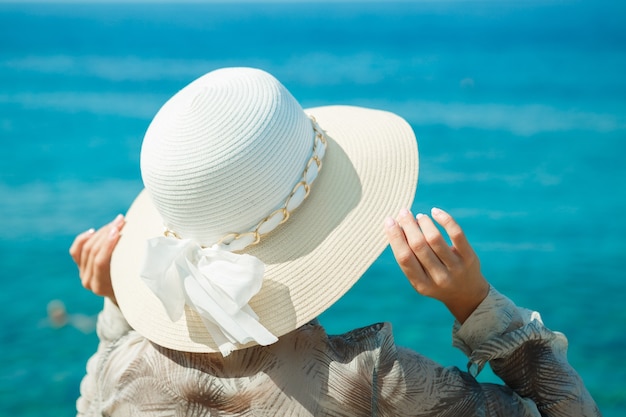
[140,236,278,356]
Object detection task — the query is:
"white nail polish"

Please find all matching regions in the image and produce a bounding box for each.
[113,214,124,225]
[384,217,395,228]
[431,207,443,217]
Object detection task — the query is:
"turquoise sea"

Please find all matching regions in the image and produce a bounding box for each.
[1,1,625,415]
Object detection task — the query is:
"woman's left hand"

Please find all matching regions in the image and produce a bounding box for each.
[69,214,125,304]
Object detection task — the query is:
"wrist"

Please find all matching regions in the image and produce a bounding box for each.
[445,280,490,323]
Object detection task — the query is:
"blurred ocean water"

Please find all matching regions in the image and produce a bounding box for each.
[1,1,625,415]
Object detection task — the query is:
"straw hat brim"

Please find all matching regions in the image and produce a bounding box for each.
[111,105,418,353]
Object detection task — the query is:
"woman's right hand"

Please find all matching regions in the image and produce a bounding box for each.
[69,214,125,303]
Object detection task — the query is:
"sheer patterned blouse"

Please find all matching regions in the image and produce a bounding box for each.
[77,287,601,416]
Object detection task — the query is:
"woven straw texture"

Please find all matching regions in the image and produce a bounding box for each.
[111,71,418,353]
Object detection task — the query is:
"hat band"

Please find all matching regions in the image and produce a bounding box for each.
[164,116,328,252]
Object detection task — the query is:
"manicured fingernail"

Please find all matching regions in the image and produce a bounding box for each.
[384,217,396,229]
[80,228,95,237]
[416,213,425,220]
[113,214,124,225]
[431,207,444,217]
[399,208,411,218]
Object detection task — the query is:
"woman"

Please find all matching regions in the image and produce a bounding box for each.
[70,67,600,416]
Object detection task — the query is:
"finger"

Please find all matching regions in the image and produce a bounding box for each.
[90,227,120,297]
[111,213,125,231]
[81,215,124,283]
[415,213,456,267]
[431,208,475,259]
[69,228,95,265]
[93,226,120,277]
[81,227,108,287]
[384,216,429,288]
[396,209,443,274]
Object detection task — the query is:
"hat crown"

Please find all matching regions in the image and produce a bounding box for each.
[140,68,312,246]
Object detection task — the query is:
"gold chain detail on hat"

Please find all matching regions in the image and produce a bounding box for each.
[164,116,328,252]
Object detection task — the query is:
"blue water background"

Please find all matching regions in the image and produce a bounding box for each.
[1,1,625,415]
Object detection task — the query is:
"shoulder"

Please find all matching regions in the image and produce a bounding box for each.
[323,322,397,362]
